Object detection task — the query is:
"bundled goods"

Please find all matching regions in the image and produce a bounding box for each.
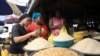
[33,47,79,56]
[70,38,100,54]
[24,37,54,51]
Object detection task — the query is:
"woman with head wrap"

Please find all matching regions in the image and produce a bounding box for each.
[27,12,48,39]
[49,10,65,36]
[9,14,39,56]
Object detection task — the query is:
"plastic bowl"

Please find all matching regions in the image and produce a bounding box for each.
[53,38,75,48]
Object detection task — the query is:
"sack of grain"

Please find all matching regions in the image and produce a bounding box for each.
[70,38,100,54]
[24,37,54,51]
[33,47,79,56]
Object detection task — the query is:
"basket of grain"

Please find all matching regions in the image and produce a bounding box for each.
[53,32,75,48]
[31,47,84,56]
[23,37,54,56]
[70,38,100,56]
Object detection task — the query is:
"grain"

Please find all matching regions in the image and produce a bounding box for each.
[33,47,79,56]
[71,38,100,54]
[93,36,100,40]
[24,37,54,50]
[53,33,74,41]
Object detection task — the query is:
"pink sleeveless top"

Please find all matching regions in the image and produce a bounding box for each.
[51,17,64,36]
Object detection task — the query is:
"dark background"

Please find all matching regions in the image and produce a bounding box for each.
[29,0,100,32]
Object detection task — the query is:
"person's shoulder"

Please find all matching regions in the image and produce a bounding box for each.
[12,24,21,29]
[27,23,36,29]
[28,23,35,26]
[12,24,20,31]
[42,24,48,28]
[13,23,20,27]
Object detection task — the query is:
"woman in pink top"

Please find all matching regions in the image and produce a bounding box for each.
[49,10,64,36]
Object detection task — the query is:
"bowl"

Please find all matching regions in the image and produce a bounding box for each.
[73,31,84,43]
[31,48,84,56]
[70,49,84,56]
[23,48,50,56]
[53,38,75,48]
[24,49,38,56]
[24,49,35,56]
[84,53,100,56]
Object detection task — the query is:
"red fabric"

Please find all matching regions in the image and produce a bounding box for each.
[27,23,48,39]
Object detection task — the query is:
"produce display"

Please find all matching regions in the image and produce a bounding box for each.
[33,47,79,56]
[24,37,54,51]
[70,38,100,54]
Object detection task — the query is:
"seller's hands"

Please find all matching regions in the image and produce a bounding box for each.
[30,31,40,37]
[28,31,40,41]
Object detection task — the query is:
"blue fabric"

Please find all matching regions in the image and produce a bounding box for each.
[32,12,41,20]
[0,0,26,15]
[0,0,12,15]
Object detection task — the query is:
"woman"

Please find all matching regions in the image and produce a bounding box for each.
[27,12,48,39]
[49,10,65,36]
[9,14,39,56]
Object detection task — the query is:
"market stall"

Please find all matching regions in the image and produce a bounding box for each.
[23,0,100,56]
[1,0,100,56]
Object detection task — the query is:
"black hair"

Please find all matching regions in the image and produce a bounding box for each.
[19,14,31,22]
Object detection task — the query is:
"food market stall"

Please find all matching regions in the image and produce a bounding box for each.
[23,0,100,56]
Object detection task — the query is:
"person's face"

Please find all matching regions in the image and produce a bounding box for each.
[35,16,43,24]
[23,17,32,26]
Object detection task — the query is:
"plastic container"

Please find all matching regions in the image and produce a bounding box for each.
[1,49,9,56]
[73,31,84,43]
[53,38,75,48]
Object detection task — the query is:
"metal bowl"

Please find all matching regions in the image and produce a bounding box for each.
[24,49,39,56]
[84,53,100,56]
[70,49,84,56]
[31,48,84,56]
